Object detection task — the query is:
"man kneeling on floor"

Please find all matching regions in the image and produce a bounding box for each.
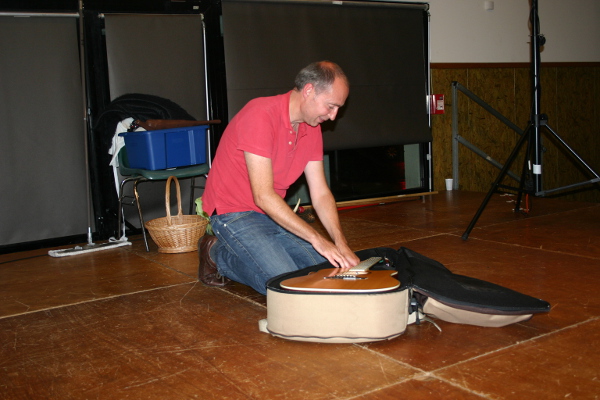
[198,61,359,295]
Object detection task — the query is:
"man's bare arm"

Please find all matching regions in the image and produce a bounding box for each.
[244,152,357,268]
[304,160,359,267]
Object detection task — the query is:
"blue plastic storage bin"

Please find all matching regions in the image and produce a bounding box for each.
[119,125,207,170]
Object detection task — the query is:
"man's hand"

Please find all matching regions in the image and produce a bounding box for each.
[337,243,360,268]
[312,237,359,269]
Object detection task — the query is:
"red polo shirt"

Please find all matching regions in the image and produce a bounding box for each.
[202,91,323,216]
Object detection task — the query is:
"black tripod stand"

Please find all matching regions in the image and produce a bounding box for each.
[462,0,600,240]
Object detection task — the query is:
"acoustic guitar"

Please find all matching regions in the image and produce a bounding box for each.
[280,257,400,293]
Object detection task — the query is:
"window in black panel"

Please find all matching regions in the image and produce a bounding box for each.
[286,144,424,206]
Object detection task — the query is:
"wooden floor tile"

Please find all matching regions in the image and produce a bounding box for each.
[363,318,548,373]
[353,377,486,400]
[127,235,201,278]
[436,318,600,399]
[194,341,418,399]
[315,216,441,252]
[0,245,194,318]
[470,204,600,259]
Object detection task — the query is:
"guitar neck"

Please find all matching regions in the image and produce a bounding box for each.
[346,257,382,274]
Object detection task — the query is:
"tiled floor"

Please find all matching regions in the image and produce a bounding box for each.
[1,191,599,399]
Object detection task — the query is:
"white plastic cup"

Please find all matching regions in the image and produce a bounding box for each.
[445,178,454,191]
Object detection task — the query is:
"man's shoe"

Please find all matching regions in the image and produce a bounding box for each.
[198,235,230,287]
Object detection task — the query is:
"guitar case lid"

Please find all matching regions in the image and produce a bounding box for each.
[398,247,551,315]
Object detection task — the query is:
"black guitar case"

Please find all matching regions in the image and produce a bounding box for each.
[261,247,550,343]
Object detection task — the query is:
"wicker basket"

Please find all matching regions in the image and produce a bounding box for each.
[145,176,208,253]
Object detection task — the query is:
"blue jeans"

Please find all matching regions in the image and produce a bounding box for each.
[210,211,326,295]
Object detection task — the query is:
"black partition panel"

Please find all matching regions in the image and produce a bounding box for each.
[104,14,208,118]
[0,16,88,247]
[221,0,430,151]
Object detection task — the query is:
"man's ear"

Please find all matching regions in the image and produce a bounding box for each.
[302,83,314,98]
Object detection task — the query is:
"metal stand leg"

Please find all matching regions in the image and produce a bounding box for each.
[462,125,533,240]
[118,176,150,252]
[133,178,150,252]
[188,174,208,215]
[118,177,136,240]
[514,125,536,213]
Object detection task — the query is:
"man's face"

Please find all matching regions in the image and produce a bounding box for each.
[303,77,349,127]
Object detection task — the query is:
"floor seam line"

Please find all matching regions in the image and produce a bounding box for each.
[432,315,600,376]
[349,345,493,400]
[453,235,600,260]
[0,281,196,321]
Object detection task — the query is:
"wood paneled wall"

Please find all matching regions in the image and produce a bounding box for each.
[431,64,600,203]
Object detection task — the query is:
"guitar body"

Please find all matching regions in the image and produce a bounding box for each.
[280,268,400,293]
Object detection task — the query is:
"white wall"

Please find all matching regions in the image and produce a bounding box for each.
[402,0,600,63]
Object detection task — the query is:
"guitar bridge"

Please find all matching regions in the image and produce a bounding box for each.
[324,275,367,280]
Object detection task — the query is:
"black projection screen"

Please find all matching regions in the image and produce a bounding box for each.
[221,0,430,151]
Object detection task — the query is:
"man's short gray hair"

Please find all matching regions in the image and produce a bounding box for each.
[294,61,348,94]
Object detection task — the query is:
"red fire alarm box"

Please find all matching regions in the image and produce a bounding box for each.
[430,94,445,114]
